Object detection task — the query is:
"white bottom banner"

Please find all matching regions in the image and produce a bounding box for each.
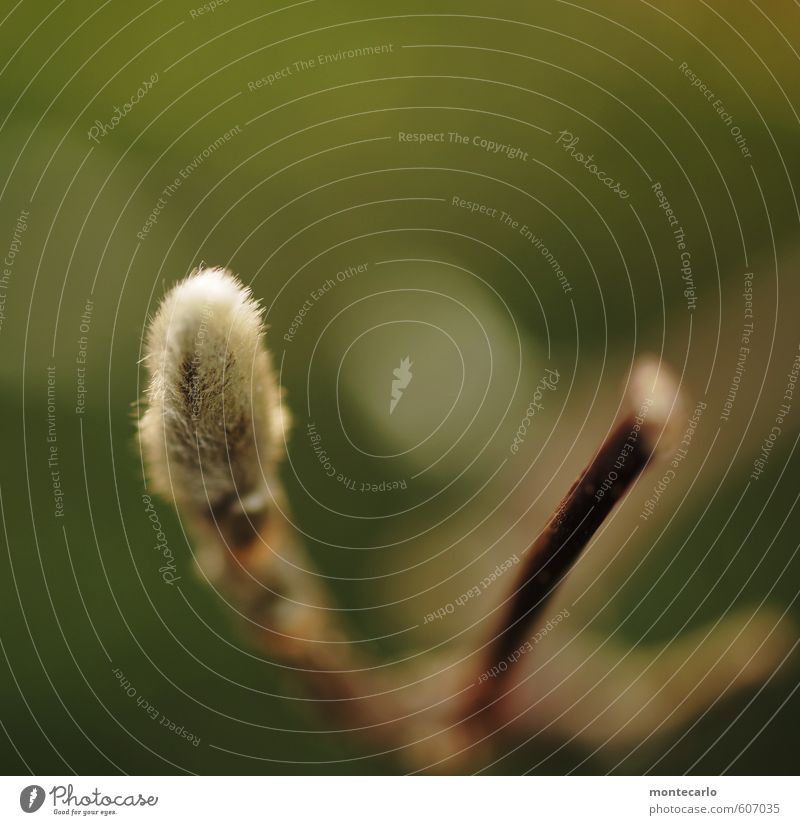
[0,775,796,824]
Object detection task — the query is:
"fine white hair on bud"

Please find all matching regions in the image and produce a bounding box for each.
[139,267,288,529]
[626,355,684,455]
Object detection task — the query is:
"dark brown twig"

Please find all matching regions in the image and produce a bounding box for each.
[470,363,680,717]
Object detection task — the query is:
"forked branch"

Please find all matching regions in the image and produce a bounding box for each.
[139,269,684,769]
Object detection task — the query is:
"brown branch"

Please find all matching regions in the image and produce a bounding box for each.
[469,362,680,719]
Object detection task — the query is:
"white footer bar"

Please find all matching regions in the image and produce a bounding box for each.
[1,775,796,824]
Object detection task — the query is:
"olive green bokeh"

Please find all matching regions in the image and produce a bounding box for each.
[1,0,799,774]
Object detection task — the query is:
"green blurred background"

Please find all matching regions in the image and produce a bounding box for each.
[1,0,799,774]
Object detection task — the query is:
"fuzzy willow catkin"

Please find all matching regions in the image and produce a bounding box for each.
[139,268,288,538]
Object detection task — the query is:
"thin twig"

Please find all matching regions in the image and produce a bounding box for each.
[469,362,680,719]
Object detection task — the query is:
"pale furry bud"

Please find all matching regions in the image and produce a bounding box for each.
[626,355,684,455]
[139,268,288,525]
